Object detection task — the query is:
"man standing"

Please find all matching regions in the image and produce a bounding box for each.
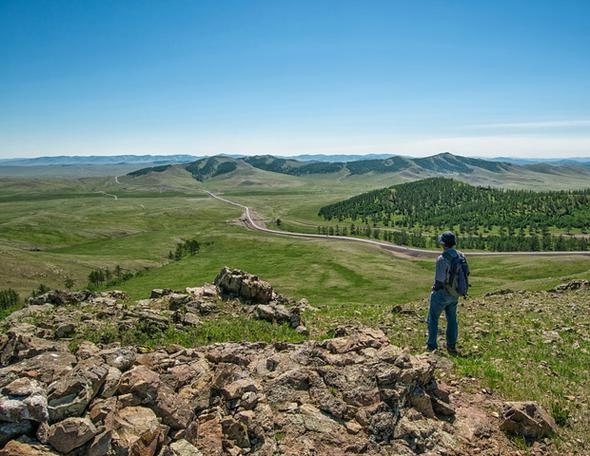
[427,231,469,354]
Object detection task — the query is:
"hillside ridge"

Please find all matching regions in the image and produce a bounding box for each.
[124,152,590,183]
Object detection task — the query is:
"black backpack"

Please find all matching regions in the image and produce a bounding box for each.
[443,251,469,297]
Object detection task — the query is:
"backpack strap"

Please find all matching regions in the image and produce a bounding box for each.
[441,251,458,285]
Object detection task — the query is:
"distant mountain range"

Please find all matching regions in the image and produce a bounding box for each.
[125,152,590,185]
[2,153,590,185]
[0,154,200,166]
[488,157,590,165]
[3,153,590,167]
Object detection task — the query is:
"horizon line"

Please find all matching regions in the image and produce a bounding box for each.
[2,151,590,161]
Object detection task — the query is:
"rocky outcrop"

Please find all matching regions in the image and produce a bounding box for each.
[214,267,274,304]
[215,267,308,333]
[0,323,471,455]
[0,269,556,455]
[4,268,308,346]
[549,279,590,293]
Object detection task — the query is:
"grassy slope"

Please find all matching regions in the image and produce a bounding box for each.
[385,287,590,454]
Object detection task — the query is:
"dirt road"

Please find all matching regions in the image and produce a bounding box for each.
[206,191,590,258]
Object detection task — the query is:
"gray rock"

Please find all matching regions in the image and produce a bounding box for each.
[100,347,136,372]
[0,378,48,423]
[87,430,112,456]
[151,288,172,298]
[181,312,200,327]
[0,420,34,447]
[214,267,274,303]
[54,323,76,339]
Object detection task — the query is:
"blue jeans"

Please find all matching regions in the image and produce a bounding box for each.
[427,289,458,350]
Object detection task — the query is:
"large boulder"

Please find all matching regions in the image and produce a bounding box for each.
[500,401,558,440]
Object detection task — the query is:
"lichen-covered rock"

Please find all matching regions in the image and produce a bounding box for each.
[168,439,203,456]
[0,378,48,423]
[100,347,136,372]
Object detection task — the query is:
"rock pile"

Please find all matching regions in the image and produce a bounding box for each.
[0,268,560,455]
[549,279,590,293]
[0,324,464,455]
[5,267,308,344]
[214,267,308,334]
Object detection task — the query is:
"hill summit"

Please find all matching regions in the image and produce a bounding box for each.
[0,268,568,455]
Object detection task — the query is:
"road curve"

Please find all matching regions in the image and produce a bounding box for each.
[206,191,590,258]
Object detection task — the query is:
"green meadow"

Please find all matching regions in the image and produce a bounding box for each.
[1,170,588,319]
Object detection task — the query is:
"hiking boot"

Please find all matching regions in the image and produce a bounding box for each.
[426,345,438,353]
[446,346,460,356]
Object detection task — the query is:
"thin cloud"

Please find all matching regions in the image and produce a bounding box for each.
[468,120,590,129]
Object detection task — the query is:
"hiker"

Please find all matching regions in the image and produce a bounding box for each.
[427,231,469,354]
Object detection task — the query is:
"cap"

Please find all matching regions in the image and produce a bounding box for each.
[438,231,457,247]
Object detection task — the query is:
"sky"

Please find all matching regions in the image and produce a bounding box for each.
[1,0,589,158]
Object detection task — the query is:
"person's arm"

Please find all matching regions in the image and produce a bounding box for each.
[432,255,447,290]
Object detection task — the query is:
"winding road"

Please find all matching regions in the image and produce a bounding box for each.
[206,191,590,258]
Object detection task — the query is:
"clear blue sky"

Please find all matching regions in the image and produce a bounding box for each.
[1,0,589,158]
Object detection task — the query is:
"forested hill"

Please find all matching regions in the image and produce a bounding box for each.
[125,153,590,186]
[318,178,590,251]
[240,152,513,176]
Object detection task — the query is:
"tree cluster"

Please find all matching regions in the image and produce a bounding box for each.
[0,288,19,309]
[87,265,131,289]
[317,178,590,251]
[168,239,200,261]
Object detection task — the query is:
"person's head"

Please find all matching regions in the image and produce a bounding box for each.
[438,231,456,249]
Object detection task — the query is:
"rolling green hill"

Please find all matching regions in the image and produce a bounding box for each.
[124,152,590,191]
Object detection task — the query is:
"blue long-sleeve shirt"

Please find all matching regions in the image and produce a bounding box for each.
[432,248,458,290]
